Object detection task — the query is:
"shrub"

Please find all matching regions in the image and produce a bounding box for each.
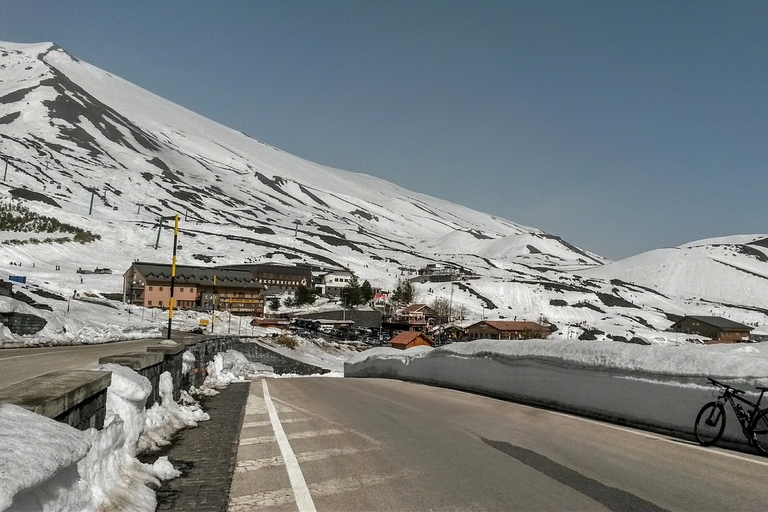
[275,333,297,349]
[0,199,100,245]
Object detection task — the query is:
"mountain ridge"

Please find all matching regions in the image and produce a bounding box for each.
[1,39,767,344]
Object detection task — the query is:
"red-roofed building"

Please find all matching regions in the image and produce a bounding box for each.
[395,303,437,331]
[466,320,550,341]
[389,331,435,350]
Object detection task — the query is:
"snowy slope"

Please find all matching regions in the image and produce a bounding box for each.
[0,41,603,271]
[579,235,768,311]
[0,39,767,346]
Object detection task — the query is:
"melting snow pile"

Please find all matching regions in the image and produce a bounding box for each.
[195,349,274,394]
[0,350,228,511]
[0,404,92,511]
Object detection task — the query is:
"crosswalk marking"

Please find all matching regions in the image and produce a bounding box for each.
[262,379,316,512]
[242,417,309,428]
[239,428,346,446]
[230,380,398,512]
[245,394,295,416]
[308,470,415,497]
[229,487,295,511]
[236,446,378,472]
[229,470,416,511]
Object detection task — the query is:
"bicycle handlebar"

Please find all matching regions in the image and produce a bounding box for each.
[707,377,745,395]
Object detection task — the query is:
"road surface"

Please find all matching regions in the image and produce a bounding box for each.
[230,377,768,511]
[0,333,201,389]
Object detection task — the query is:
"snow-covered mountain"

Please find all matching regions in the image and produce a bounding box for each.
[579,235,768,312]
[0,41,603,269]
[1,40,767,344]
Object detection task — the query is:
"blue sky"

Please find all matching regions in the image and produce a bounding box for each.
[3,1,767,259]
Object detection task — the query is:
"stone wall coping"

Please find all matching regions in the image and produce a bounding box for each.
[98,351,164,370]
[0,370,111,419]
[146,342,187,355]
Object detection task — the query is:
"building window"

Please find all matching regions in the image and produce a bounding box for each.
[149,286,153,291]
[160,286,164,292]
[148,301,153,306]
[180,287,184,292]
[159,301,163,307]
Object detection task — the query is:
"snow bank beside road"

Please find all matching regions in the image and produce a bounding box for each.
[0,363,212,511]
[345,339,768,451]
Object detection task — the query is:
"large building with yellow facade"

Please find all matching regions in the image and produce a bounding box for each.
[122,262,266,315]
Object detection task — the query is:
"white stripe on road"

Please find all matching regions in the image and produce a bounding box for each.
[242,417,309,428]
[239,428,347,446]
[262,378,317,512]
[229,471,415,511]
[229,487,295,511]
[236,446,379,472]
[308,470,415,497]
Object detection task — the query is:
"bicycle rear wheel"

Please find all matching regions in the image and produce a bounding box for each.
[750,410,768,455]
[694,402,726,446]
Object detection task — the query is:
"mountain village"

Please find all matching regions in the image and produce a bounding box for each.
[0,40,763,350]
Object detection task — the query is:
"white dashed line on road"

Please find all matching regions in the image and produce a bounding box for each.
[262,378,317,512]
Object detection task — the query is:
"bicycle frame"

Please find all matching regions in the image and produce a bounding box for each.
[710,379,767,435]
[695,378,768,454]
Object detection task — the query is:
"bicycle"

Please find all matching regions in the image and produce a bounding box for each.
[694,377,768,455]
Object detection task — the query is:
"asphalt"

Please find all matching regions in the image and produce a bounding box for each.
[151,381,250,512]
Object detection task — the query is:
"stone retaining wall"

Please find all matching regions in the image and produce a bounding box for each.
[0,312,47,335]
[0,370,111,430]
[233,339,331,375]
[0,335,326,431]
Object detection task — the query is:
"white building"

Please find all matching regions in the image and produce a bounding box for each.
[314,269,355,296]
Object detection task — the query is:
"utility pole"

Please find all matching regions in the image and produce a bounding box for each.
[154,217,164,249]
[88,189,96,215]
[211,274,217,333]
[166,214,179,340]
[3,160,7,181]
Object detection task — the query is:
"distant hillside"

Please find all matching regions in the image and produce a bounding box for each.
[579,235,768,312]
[0,39,767,344]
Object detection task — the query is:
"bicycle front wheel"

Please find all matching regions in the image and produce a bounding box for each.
[750,410,768,455]
[694,402,726,446]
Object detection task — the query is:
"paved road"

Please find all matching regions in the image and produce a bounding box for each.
[228,377,768,512]
[0,333,202,389]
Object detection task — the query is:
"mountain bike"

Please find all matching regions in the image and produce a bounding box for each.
[694,377,768,455]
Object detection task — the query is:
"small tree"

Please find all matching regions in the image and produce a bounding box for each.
[430,297,453,325]
[268,297,280,314]
[294,285,316,306]
[343,275,362,308]
[389,279,415,308]
[390,281,403,306]
[401,280,415,305]
[360,280,374,304]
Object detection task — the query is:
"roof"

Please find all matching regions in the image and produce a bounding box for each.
[468,320,548,332]
[390,331,434,348]
[216,263,312,275]
[401,303,433,314]
[129,262,264,289]
[315,319,354,325]
[677,316,753,331]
